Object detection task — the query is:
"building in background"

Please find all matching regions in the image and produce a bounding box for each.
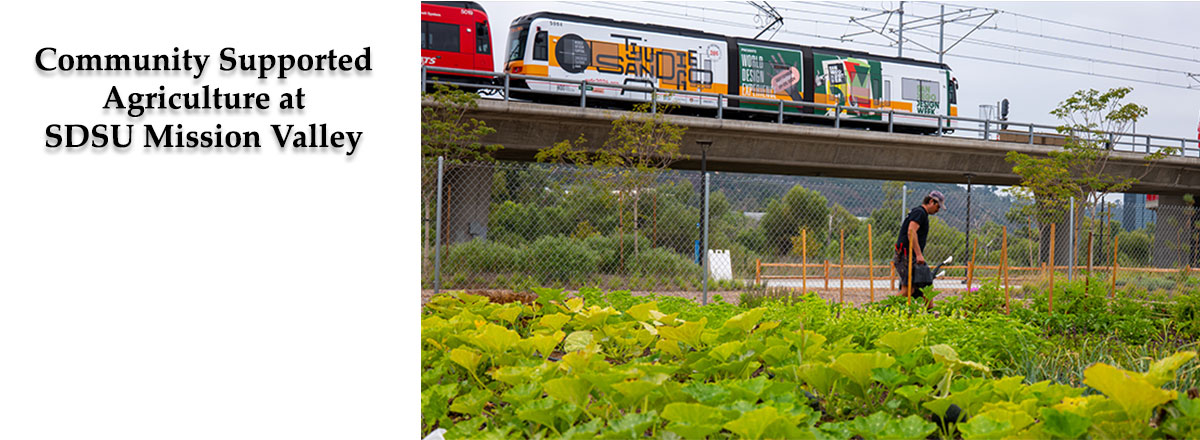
[1123,193,1156,231]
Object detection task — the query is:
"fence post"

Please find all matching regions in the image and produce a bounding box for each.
[433,156,445,294]
[824,260,830,290]
[1087,230,1094,292]
[1028,124,1034,144]
[868,223,875,303]
[937,115,943,136]
[652,86,658,113]
[802,229,808,294]
[504,73,510,102]
[1110,234,1119,298]
[983,120,990,140]
[755,258,761,286]
[835,104,841,129]
[778,100,784,124]
[1049,223,1056,314]
[580,80,587,108]
[702,172,710,305]
[1002,226,1009,314]
[888,110,894,133]
[717,94,724,119]
[839,230,845,305]
[421,65,427,92]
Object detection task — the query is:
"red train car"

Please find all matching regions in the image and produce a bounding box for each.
[421,1,495,84]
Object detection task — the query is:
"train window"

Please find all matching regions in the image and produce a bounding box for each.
[533,30,549,61]
[883,80,891,104]
[901,78,939,102]
[948,78,958,104]
[507,26,528,62]
[422,21,460,53]
[476,22,491,55]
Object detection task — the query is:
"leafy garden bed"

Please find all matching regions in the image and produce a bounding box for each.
[422,287,1200,439]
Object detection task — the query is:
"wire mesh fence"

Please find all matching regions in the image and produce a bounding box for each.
[422,157,1200,301]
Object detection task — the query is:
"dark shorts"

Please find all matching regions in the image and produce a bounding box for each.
[892,249,922,298]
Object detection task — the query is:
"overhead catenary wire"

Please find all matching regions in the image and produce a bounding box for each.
[562,1,1198,90]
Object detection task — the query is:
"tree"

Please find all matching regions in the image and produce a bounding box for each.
[1004,87,1176,263]
[536,102,686,258]
[421,84,502,162]
[759,185,830,257]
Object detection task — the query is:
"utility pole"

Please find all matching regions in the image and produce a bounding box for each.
[897,1,904,57]
[938,5,945,63]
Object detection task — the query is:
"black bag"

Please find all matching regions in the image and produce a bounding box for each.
[911,263,934,288]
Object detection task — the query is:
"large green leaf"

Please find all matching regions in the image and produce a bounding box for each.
[605,411,657,439]
[449,388,491,415]
[1083,362,1176,420]
[563,330,595,353]
[471,322,520,354]
[659,318,707,348]
[957,413,1014,439]
[724,406,785,440]
[1039,407,1091,439]
[831,352,896,387]
[520,330,564,358]
[536,313,571,331]
[883,415,937,440]
[681,382,732,405]
[930,344,990,372]
[662,402,727,438]
[871,367,910,389]
[516,397,561,429]
[1143,351,1197,387]
[710,340,746,361]
[799,363,840,396]
[723,308,766,333]
[543,377,593,409]
[448,346,482,372]
[875,328,928,357]
[625,301,658,323]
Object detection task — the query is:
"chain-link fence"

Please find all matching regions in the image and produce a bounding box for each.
[422,157,1200,300]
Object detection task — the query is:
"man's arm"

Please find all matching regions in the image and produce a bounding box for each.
[908,221,925,265]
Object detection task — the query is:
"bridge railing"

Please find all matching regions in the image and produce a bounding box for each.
[422,66,1200,158]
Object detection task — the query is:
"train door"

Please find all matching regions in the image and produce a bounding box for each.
[473,19,493,72]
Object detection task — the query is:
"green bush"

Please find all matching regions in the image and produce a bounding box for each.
[444,238,520,274]
[520,235,600,282]
[626,246,698,277]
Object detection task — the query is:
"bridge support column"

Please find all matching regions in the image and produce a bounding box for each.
[1151,194,1199,268]
[442,163,493,245]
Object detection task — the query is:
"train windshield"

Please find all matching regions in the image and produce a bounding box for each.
[507,25,528,62]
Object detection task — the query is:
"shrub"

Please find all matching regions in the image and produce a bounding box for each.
[444,238,520,274]
[520,235,600,282]
[627,247,699,277]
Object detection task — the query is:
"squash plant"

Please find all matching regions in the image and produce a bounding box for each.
[422,290,1198,439]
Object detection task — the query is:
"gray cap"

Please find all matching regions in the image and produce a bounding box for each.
[929,190,946,204]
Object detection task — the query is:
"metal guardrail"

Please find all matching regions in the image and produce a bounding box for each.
[422,66,1200,158]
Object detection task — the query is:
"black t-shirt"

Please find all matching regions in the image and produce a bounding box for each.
[895,206,930,253]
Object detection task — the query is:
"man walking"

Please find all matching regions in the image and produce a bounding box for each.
[893,190,944,298]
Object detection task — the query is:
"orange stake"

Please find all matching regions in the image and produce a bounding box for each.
[755,258,761,286]
[868,223,875,303]
[907,235,915,307]
[966,238,977,295]
[802,229,808,295]
[824,260,830,290]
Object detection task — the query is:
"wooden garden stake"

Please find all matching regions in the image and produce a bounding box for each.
[1049,223,1055,314]
[1002,226,1010,314]
[755,259,761,286]
[1087,231,1093,292]
[868,223,875,303]
[802,229,807,295]
[966,238,977,295]
[907,235,915,307]
[839,229,845,305]
[824,260,830,290]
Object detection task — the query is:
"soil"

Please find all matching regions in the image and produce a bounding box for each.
[419,286,975,307]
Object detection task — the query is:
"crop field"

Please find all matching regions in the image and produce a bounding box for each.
[421,278,1200,439]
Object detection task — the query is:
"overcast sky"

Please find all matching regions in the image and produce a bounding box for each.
[474,1,1200,143]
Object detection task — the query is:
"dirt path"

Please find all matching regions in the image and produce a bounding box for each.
[420,286,974,307]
